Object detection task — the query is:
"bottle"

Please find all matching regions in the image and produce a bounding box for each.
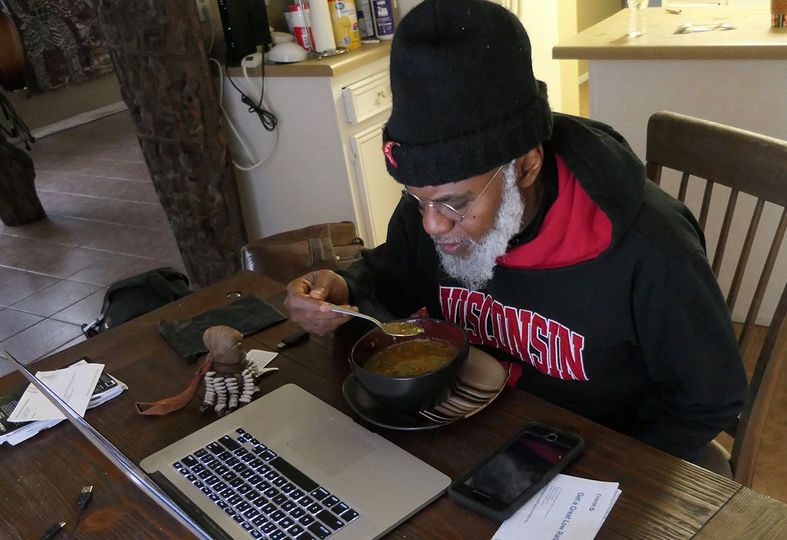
[328,0,362,49]
[371,0,395,40]
[626,0,649,38]
[355,0,376,39]
[285,1,315,51]
[773,0,787,28]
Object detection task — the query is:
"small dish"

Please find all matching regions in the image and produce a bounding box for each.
[342,347,509,430]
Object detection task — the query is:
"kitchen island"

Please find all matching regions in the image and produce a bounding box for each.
[553,5,787,157]
[554,4,787,331]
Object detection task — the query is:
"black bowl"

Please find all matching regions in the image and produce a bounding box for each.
[349,318,469,414]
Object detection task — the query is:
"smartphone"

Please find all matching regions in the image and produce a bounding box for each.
[448,421,585,521]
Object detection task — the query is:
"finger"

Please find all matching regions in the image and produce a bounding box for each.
[306,270,336,300]
[287,274,315,296]
[318,302,356,313]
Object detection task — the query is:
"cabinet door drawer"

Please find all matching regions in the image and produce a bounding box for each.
[342,71,392,125]
[350,123,399,247]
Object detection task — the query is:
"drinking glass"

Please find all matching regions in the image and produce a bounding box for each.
[627,0,650,37]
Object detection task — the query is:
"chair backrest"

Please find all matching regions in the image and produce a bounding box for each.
[645,111,787,486]
[240,221,364,283]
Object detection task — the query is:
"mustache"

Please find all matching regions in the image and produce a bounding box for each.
[432,237,472,246]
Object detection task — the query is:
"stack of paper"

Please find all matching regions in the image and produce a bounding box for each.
[493,474,622,540]
[0,361,127,446]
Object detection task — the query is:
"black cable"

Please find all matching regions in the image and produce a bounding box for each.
[67,485,93,538]
[224,62,277,132]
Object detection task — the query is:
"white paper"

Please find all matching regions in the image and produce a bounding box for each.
[493,474,621,540]
[245,349,278,369]
[7,363,104,422]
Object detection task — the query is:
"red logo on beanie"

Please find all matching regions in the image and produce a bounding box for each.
[383,141,399,168]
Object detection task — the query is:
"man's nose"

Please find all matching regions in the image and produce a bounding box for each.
[421,206,454,237]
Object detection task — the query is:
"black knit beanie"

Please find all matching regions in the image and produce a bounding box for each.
[383,0,553,186]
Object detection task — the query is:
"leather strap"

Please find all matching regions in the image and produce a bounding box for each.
[135,354,213,415]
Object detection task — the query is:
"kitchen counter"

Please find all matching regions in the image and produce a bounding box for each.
[229,41,391,78]
[554,6,786,60]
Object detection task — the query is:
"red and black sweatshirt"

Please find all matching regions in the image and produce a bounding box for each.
[340,114,747,460]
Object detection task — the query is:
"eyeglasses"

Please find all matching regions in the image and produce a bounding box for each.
[401,164,504,222]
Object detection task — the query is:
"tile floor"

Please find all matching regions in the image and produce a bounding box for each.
[0,112,185,376]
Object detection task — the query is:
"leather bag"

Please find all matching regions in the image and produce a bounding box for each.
[240,221,365,282]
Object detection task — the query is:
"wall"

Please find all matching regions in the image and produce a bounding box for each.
[518,0,580,115]
[397,0,421,16]
[557,0,579,115]
[576,0,623,78]
[5,73,122,134]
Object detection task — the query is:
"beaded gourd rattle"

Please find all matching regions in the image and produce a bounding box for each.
[135,325,277,416]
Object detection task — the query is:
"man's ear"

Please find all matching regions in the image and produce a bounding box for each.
[515,146,544,189]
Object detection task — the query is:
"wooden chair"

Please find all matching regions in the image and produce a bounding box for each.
[645,111,787,486]
[240,222,364,283]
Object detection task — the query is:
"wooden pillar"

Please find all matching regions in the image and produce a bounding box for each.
[0,130,45,226]
[95,0,247,288]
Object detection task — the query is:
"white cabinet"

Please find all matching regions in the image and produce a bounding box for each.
[221,47,398,248]
[350,123,401,246]
[342,71,392,125]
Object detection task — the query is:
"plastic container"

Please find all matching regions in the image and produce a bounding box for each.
[328,0,361,49]
[285,1,315,51]
[371,0,395,40]
[355,0,376,39]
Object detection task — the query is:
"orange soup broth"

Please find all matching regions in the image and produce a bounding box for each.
[364,339,458,377]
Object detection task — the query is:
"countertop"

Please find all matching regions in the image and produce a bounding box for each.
[554,6,787,60]
[228,41,391,78]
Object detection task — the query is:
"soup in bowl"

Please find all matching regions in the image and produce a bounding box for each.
[350,318,469,414]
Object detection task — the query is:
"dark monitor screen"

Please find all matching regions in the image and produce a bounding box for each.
[216,0,272,65]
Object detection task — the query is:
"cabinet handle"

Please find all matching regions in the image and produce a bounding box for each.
[377,88,389,101]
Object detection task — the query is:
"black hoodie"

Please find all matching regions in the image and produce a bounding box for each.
[340,114,747,460]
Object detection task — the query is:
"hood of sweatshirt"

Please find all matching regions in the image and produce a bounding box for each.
[498,114,647,270]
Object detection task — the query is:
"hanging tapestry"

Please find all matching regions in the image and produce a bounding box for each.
[1,0,114,94]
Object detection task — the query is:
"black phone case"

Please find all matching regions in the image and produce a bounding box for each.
[447,421,585,522]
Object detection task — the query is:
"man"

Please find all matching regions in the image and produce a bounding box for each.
[284,0,747,462]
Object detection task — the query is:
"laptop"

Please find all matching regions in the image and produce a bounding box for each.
[2,352,450,540]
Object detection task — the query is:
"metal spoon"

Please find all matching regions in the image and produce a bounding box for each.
[326,304,424,337]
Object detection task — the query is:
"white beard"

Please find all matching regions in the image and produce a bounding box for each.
[435,161,526,291]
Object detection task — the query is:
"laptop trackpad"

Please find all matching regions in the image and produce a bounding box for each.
[288,418,376,475]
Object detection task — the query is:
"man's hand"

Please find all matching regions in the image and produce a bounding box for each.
[283,270,355,335]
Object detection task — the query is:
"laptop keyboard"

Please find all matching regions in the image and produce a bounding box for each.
[172,428,361,539]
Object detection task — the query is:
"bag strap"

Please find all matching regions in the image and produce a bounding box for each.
[135,353,213,415]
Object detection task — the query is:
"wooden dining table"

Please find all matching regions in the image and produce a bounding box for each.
[1,271,785,539]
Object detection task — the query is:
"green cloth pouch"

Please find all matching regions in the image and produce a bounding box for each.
[158,295,287,362]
